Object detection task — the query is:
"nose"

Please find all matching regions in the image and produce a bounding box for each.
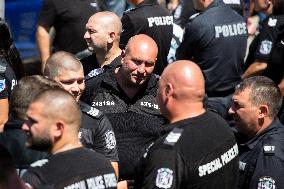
[137,63,146,74]
[84,31,90,39]
[71,82,81,93]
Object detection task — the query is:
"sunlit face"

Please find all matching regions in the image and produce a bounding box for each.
[54,68,85,102]
[121,46,156,86]
[228,88,260,136]
[84,17,109,53]
[22,102,53,152]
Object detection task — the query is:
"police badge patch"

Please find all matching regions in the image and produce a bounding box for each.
[105,130,116,149]
[155,168,173,189]
[259,40,273,55]
[257,176,276,189]
[0,79,6,92]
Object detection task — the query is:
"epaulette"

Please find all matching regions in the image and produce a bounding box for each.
[268,17,277,27]
[124,7,136,13]
[189,13,201,20]
[79,100,103,119]
[30,159,49,167]
[163,128,183,146]
[85,68,104,80]
[263,136,275,156]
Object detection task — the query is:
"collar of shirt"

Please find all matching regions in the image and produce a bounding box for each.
[239,118,282,150]
[206,0,225,10]
[137,0,159,8]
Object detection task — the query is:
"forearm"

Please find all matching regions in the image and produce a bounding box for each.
[242,61,267,79]
[0,99,9,132]
[36,25,51,73]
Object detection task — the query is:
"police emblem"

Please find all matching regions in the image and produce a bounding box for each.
[155,168,173,189]
[268,18,277,27]
[259,40,273,55]
[257,176,276,189]
[0,79,6,92]
[105,130,116,149]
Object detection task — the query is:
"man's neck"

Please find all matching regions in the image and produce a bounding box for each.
[52,140,82,155]
[96,48,121,68]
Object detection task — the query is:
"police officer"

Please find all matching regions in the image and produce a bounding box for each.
[243,0,284,85]
[120,0,173,75]
[176,0,247,98]
[81,35,167,186]
[44,51,119,176]
[229,76,284,189]
[22,88,117,189]
[135,60,238,189]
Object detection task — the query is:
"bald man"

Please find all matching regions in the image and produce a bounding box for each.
[81,34,167,183]
[134,60,239,189]
[21,88,117,189]
[44,51,119,176]
[81,11,122,78]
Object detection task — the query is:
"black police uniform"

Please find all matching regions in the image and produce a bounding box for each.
[134,111,239,189]
[0,116,48,175]
[245,15,284,84]
[120,0,173,75]
[38,0,97,55]
[81,69,167,180]
[236,118,284,189]
[0,57,17,100]
[176,0,247,97]
[79,101,119,162]
[22,147,117,189]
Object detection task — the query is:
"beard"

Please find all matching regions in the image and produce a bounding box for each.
[26,134,53,152]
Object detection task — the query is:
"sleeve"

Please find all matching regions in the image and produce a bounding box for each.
[93,115,119,162]
[21,169,43,189]
[0,74,8,99]
[249,154,284,188]
[37,0,56,28]
[120,13,135,49]
[176,21,200,60]
[254,22,278,62]
[134,146,185,189]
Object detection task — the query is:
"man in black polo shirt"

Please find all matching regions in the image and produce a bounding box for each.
[229,76,284,189]
[81,34,167,186]
[134,60,238,189]
[22,89,117,189]
[44,51,119,177]
[120,0,173,75]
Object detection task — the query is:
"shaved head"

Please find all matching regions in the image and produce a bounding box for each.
[44,51,83,79]
[157,60,205,122]
[32,88,81,133]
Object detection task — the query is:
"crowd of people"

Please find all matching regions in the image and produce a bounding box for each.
[1,0,284,188]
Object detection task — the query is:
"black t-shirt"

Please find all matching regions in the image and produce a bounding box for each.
[135,111,239,189]
[120,0,173,75]
[81,69,167,180]
[79,101,119,162]
[235,118,284,189]
[22,147,117,189]
[38,0,97,54]
[0,57,17,99]
[176,0,247,97]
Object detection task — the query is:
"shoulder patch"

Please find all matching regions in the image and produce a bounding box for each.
[156,168,174,189]
[85,68,104,80]
[263,145,275,155]
[189,13,201,20]
[164,128,183,146]
[0,79,6,92]
[105,130,116,150]
[257,176,276,189]
[268,18,277,27]
[30,159,49,167]
[259,40,273,55]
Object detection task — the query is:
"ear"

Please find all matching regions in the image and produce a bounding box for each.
[258,105,269,118]
[107,32,116,43]
[121,50,126,58]
[54,121,64,138]
[165,83,174,98]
